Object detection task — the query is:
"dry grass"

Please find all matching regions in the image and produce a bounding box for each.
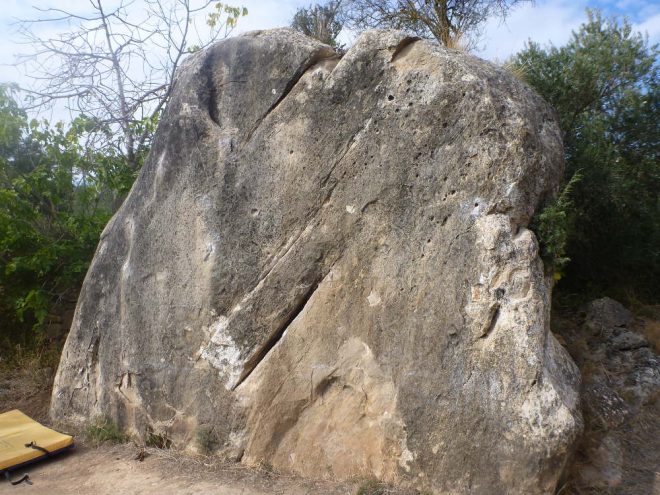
[444,33,466,51]
[142,446,361,494]
[353,478,427,495]
[639,315,660,352]
[356,479,386,495]
[501,61,529,83]
[0,346,60,423]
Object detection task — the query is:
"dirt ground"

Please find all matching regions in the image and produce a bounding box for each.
[0,352,374,495]
[2,305,658,494]
[1,443,360,495]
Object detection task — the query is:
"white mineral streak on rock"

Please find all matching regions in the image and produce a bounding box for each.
[521,380,576,435]
[200,315,243,389]
[398,442,415,472]
[367,291,382,307]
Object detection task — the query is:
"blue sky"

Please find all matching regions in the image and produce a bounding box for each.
[0,0,657,117]
[2,0,658,64]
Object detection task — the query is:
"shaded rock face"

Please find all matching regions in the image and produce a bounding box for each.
[51,29,581,494]
[556,298,660,495]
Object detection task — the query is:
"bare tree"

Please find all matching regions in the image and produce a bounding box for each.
[291,1,344,50]
[16,0,247,170]
[340,0,530,49]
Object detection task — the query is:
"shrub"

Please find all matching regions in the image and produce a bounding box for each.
[195,425,219,455]
[86,417,128,444]
[511,11,659,301]
[356,479,386,495]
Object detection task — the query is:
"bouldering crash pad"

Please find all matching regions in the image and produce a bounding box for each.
[0,410,74,476]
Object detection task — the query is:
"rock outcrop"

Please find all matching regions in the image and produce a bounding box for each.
[556,298,660,494]
[52,29,581,494]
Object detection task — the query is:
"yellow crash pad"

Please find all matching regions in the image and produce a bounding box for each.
[0,410,73,472]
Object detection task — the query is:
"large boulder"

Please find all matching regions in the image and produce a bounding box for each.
[51,29,581,493]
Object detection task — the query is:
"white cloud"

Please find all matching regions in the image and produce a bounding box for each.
[0,0,302,84]
[634,12,660,41]
[1,0,657,121]
[475,0,659,62]
[476,0,588,62]
[230,0,302,35]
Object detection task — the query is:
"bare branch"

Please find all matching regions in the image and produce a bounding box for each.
[15,0,247,168]
[341,0,530,49]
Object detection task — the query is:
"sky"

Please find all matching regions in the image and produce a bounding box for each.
[0,0,658,119]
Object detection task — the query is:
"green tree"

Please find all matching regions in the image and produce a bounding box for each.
[291,1,344,49]
[340,0,529,48]
[0,86,134,355]
[2,1,249,357]
[512,11,659,300]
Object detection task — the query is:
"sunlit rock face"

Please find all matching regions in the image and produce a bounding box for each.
[51,28,581,494]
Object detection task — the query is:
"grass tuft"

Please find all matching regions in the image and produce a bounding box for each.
[195,425,219,455]
[86,417,128,444]
[356,479,386,495]
[145,427,172,449]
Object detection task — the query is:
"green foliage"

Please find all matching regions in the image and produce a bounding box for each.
[511,11,659,300]
[291,1,344,49]
[195,425,219,454]
[2,1,247,358]
[340,0,529,49]
[0,85,137,356]
[356,479,385,495]
[87,417,128,444]
[532,172,581,279]
[207,2,248,31]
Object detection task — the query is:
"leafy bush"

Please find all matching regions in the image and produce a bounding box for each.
[0,85,137,357]
[512,11,659,301]
[195,425,219,455]
[531,172,581,279]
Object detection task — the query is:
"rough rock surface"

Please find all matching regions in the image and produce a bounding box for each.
[52,29,581,494]
[555,298,660,494]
